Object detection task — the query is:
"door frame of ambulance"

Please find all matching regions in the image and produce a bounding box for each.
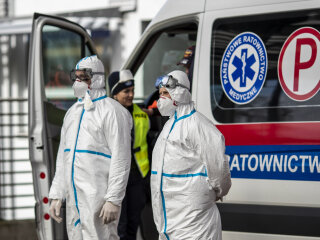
[198,3,320,240]
[124,13,204,103]
[28,13,97,240]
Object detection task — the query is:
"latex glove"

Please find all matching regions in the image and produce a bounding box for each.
[49,199,62,223]
[99,201,120,224]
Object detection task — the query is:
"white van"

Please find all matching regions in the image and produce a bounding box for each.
[29,0,320,239]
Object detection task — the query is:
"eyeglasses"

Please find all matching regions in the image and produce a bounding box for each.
[155,75,188,89]
[70,68,104,82]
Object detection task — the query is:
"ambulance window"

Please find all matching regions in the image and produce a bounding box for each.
[211,10,320,123]
[42,25,93,111]
[133,23,197,103]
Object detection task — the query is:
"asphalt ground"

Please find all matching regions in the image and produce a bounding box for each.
[0,220,37,239]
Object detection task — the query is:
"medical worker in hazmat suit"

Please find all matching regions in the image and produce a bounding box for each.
[48,55,132,240]
[151,70,231,240]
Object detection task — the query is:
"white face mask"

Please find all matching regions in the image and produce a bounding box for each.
[72,81,89,98]
[157,97,177,116]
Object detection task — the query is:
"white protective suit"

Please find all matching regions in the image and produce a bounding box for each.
[49,56,132,240]
[151,70,231,240]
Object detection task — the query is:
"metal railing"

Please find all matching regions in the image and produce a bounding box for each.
[0,98,35,220]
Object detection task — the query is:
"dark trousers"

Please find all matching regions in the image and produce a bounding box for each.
[118,169,146,240]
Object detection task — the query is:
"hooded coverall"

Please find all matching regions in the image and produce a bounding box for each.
[49,56,132,239]
[151,70,231,240]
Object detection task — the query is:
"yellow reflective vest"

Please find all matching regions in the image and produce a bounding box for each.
[132,104,150,177]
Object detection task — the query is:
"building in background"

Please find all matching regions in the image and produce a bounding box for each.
[0,0,166,220]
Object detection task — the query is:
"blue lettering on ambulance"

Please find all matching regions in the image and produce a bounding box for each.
[226,145,320,181]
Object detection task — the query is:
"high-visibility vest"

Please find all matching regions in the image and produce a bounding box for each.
[132,104,150,177]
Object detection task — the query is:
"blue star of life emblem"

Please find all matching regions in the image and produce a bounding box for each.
[220,32,268,104]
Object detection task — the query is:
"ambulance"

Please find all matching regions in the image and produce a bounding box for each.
[28,0,320,239]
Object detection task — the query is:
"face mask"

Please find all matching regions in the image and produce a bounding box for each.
[72,81,89,98]
[157,97,177,116]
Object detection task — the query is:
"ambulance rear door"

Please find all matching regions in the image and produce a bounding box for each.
[28,13,97,240]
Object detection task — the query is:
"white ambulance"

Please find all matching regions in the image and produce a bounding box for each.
[28,0,320,239]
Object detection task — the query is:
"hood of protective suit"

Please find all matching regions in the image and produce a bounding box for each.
[166,70,192,105]
[75,55,106,109]
[75,55,105,90]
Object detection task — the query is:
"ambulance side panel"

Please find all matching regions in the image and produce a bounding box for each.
[195,1,320,239]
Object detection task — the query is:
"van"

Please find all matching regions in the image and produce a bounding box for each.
[28,0,320,239]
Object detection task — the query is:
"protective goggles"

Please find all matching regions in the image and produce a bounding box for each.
[70,68,104,82]
[155,75,188,89]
